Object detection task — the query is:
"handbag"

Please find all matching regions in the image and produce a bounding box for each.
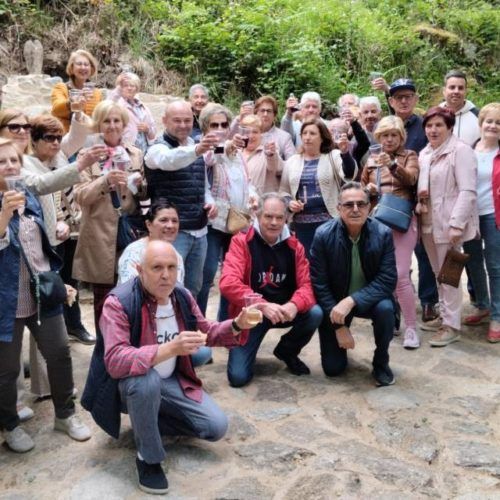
[110,190,140,251]
[372,166,413,233]
[11,225,67,324]
[227,206,251,234]
[437,248,470,288]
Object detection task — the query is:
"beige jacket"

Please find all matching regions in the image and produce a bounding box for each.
[72,144,143,284]
[280,151,358,217]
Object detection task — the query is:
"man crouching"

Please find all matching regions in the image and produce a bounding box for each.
[82,240,256,494]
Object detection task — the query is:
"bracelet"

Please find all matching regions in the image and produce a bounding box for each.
[231,319,242,332]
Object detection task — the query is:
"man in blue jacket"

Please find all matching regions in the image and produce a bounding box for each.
[310,182,397,386]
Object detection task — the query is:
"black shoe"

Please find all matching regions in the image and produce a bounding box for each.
[136,457,168,495]
[23,361,30,379]
[421,304,438,323]
[273,346,310,376]
[67,327,96,345]
[372,364,395,387]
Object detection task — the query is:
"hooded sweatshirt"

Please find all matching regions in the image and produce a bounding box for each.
[440,100,480,147]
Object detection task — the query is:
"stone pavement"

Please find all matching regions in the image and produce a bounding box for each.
[1,288,500,500]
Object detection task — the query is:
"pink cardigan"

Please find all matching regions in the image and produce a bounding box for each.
[418,135,479,244]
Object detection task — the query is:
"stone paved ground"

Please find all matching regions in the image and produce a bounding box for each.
[1,285,500,500]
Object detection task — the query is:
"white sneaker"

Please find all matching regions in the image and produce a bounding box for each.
[17,404,34,422]
[420,317,442,332]
[403,328,420,349]
[54,415,91,441]
[3,426,35,453]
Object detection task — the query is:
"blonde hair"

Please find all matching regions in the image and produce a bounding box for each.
[115,72,141,91]
[478,102,500,126]
[374,115,407,144]
[241,114,262,131]
[66,49,98,80]
[91,101,129,132]
[0,137,23,165]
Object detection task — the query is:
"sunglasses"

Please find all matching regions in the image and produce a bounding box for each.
[340,201,370,209]
[3,123,32,134]
[209,122,229,129]
[41,134,63,143]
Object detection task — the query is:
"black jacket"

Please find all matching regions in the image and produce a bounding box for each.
[310,217,397,325]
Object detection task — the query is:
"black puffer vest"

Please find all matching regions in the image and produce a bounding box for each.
[145,133,208,230]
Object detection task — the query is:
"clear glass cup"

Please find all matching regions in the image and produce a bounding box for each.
[83,81,96,99]
[5,175,26,215]
[69,89,84,112]
[369,144,383,167]
[369,71,383,83]
[239,126,251,148]
[244,293,264,326]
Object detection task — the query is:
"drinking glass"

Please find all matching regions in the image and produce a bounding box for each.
[69,89,84,112]
[244,293,264,326]
[5,176,26,215]
[369,144,383,167]
[239,127,251,148]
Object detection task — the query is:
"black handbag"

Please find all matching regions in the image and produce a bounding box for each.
[372,166,413,233]
[12,225,67,324]
[110,190,140,251]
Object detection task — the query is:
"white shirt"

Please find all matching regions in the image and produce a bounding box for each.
[476,148,498,215]
[154,302,178,378]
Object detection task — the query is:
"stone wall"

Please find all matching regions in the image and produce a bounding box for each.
[1,74,172,130]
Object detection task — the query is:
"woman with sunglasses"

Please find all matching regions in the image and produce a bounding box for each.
[361,116,420,349]
[51,49,103,133]
[0,137,92,452]
[197,104,257,319]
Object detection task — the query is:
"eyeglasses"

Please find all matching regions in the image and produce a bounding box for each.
[392,94,416,102]
[340,201,370,210]
[41,134,63,143]
[209,122,229,129]
[257,108,274,115]
[2,123,32,134]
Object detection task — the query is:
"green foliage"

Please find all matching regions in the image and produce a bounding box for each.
[1,0,498,108]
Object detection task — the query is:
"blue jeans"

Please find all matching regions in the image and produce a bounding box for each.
[318,298,394,377]
[294,221,326,260]
[414,241,438,306]
[197,226,231,319]
[173,231,208,299]
[463,213,500,321]
[191,346,213,367]
[227,305,323,387]
[119,370,227,464]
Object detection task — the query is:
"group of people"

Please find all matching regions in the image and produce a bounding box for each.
[0,47,498,495]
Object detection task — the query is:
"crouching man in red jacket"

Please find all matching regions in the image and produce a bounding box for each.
[220,192,323,387]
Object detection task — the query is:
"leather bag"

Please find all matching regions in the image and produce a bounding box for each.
[437,248,470,288]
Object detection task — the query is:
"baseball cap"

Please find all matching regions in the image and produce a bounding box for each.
[389,78,416,96]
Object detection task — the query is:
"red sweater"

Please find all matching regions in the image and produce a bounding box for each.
[220,227,316,342]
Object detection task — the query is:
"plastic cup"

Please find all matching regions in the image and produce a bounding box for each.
[239,126,251,148]
[369,71,383,83]
[369,144,382,156]
[69,89,84,112]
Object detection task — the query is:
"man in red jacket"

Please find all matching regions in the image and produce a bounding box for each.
[220,192,323,387]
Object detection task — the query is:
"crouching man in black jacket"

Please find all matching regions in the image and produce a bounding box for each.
[310,182,398,386]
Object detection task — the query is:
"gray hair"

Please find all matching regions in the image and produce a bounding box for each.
[199,103,233,133]
[339,181,370,203]
[256,192,289,216]
[337,93,360,107]
[300,91,321,106]
[359,96,382,111]
[189,83,209,98]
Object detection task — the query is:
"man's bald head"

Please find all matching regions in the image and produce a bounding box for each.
[162,99,194,144]
[138,241,178,304]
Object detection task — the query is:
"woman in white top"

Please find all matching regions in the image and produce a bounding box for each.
[463,102,500,343]
[118,199,185,284]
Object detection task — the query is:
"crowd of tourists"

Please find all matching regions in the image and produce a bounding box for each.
[0,48,498,494]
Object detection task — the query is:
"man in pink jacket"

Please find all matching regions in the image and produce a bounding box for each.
[220,192,323,387]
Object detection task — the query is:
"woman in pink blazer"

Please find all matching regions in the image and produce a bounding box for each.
[417,106,479,347]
